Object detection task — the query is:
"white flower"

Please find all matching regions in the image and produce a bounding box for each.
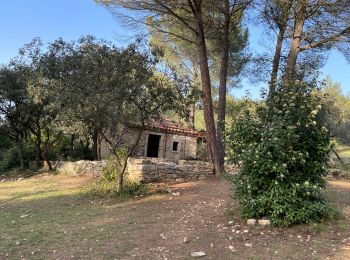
[304,181,309,186]
[282,163,287,167]
[312,121,317,125]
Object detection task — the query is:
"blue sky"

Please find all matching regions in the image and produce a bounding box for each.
[1,0,349,97]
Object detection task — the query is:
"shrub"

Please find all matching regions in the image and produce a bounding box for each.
[101,149,128,183]
[84,178,168,200]
[227,81,337,226]
[84,179,148,199]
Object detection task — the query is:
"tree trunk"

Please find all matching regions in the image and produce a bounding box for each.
[92,129,99,161]
[188,104,196,130]
[188,61,199,130]
[193,2,222,177]
[117,166,124,191]
[42,127,53,171]
[80,139,90,160]
[97,134,102,161]
[285,18,304,79]
[69,133,75,157]
[217,0,230,173]
[269,25,286,96]
[45,158,53,171]
[35,132,42,169]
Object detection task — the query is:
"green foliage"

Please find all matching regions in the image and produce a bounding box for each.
[227,81,337,226]
[196,142,209,162]
[322,77,350,145]
[84,179,148,199]
[0,147,21,171]
[101,150,128,182]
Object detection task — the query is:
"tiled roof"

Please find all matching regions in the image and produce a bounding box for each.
[145,118,205,138]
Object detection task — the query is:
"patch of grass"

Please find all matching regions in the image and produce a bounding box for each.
[84,179,169,201]
[313,222,327,233]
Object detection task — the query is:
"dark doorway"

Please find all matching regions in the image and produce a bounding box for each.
[147,134,161,157]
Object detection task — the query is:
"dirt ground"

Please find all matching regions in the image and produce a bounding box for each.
[0,174,349,259]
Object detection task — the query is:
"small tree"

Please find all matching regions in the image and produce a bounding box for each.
[0,66,32,169]
[100,66,191,190]
[227,81,336,226]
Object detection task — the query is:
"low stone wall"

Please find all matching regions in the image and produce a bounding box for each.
[50,160,107,175]
[50,158,237,183]
[127,158,215,183]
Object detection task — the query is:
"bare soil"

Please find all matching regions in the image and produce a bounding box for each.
[0,174,349,259]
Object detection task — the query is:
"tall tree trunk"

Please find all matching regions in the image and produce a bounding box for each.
[217,0,230,172]
[92,129,99,161]
[69,133,75,157]
[193,1,222,177]
[269,0,293,96]
[269,25,286,96]
[188,104,196,130]
[80,139,90,160]
[97,134,102,160]
[35,132,42,169]
[285,18,305,79]
[188,62,199,130]
[42,127,53,171]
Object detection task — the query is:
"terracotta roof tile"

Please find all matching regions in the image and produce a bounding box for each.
[145,118,205,137]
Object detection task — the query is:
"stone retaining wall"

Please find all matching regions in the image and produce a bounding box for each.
[51,158,237,183]
[50,160,107,175]
[127,158,215,183]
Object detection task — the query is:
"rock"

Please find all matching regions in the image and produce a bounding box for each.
[183,237,189,243]
[258,219,271,226]
[247,219,257,225]
[229,246,234,250]
[191,251,206,257]
[172,192,181,196]
[245,243,252,247]
[330,169,341,178]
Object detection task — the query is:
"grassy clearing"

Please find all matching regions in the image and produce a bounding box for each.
[0,174,349,259]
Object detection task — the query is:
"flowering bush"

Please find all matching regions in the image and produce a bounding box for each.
[227,81,337,226]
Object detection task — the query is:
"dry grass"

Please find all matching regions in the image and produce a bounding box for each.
[0,174,350,259]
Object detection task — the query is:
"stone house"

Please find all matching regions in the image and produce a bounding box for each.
[100,118,205,161]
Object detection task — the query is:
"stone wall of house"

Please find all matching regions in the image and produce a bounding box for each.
[100,128,147,159]
[100,128,198,161]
